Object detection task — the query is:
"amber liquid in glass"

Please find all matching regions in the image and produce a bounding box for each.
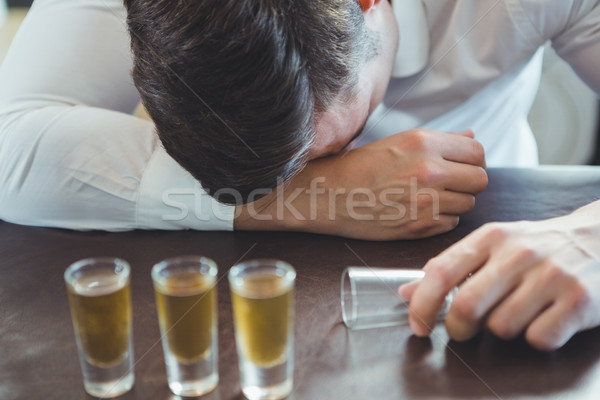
[67,274,131,367]
[155,274,217,363]
[231,274,293,367]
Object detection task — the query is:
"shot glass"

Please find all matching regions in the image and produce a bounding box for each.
[64,257,134,398]
[229,259,296,400]
[152,256,219,397]
[341,267,456,330]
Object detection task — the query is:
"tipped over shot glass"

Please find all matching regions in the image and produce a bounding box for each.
[152,256,219,397]
[65,257,135,398]
[341,267,456,330]
[229,259,296,400]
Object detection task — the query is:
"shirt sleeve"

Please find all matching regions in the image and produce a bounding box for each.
[0,0,235,231]
[515,0,600,94]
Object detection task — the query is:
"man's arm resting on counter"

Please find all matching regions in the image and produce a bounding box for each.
[0,0,234,230]
[235,129,488,240]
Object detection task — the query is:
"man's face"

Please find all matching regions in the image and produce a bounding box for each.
[308,0,399,159]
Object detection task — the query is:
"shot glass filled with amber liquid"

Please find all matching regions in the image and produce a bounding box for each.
[65,257,134,398]
[229,259,296,400]
[152,256,218,397]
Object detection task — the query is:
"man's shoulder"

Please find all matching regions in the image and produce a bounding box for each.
[507,0,600,38]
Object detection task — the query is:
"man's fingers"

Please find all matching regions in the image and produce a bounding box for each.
[485,274,554,340]
[484,259,563,341]
[398,279,420,300]
[409,237,490,336]
[408,182,480,222]
[525,300,581,351]
[525,273,598,351]
[441,163,488,194]
[443,226,545,341]
[437,191,476,215]
[454,129,475,139]
[444,271,517,342]
[439,134,486,168]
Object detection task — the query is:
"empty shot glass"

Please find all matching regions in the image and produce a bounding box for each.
[341,267,456,330]
[64,257,134,398]
[229,259,296,400]
[152,256,219,397]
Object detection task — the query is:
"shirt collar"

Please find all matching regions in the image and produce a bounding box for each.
[391,0,430,77]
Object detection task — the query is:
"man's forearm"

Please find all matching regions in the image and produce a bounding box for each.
[235,129,488,240]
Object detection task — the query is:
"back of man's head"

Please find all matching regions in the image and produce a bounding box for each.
[124,0,371,204]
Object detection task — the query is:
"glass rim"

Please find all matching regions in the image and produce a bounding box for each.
[151,255,218,286]
[64,257,130,289]
[340,267,358,329]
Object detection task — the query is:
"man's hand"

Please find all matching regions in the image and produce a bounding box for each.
[400,200,600,350]
[235,129,487,240]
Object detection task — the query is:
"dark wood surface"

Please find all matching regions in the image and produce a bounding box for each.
[1,167,600,400]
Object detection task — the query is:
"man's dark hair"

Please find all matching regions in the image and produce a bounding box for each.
[124,0,374,204]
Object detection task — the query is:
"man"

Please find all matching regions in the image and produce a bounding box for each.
[124,0,488,239]
[0,0,599,350]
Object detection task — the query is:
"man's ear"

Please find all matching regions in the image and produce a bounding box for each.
[358,0,381,12]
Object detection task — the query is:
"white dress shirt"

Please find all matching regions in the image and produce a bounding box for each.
[363,0,600,167]
[0,0,598,230]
